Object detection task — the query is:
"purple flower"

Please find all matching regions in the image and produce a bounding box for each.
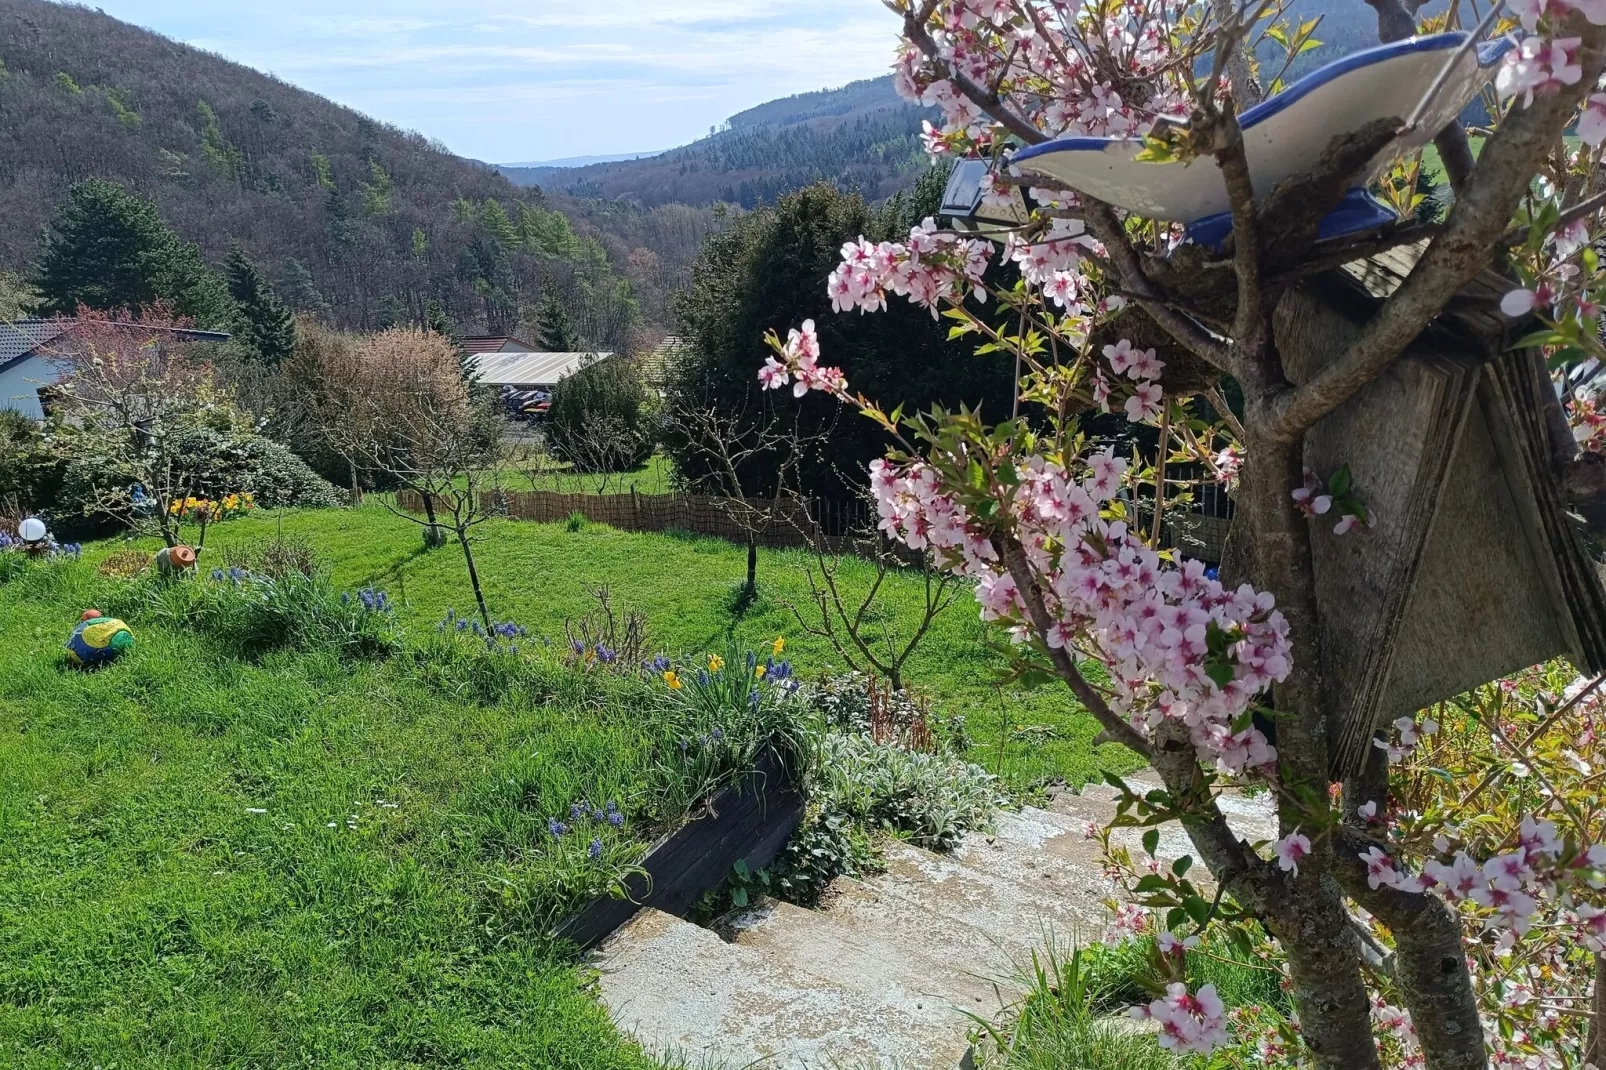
[570,803,586,821]
[570,639,586,656]
[596,644,617,664]
[608,810,624,828]
[589,838,603,860]
[651,654,671,672]
[548,819,569,838]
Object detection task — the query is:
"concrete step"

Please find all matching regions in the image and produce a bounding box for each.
[951,807,1116,912]
[724,897,991,1053]
[595,906,974,1069]
[822,841,1104,983]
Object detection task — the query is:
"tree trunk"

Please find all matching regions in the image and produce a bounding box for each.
[421,491,445,549]
[745,536,758,600]
[1588,953,1606,1069]
[455,523,493,632]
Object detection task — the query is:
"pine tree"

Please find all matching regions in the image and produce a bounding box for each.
[31,178,232,326]
[375,294,407,330]
[535,293,578,352]
[224,243,297,366]
[278,259,329,318]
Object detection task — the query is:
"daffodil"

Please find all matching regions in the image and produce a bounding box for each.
[772,637,785,655]
[663,670,682,690]
[755,665,767,679]
[707,654,724,673]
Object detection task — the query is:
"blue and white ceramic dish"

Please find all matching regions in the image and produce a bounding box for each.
[1008,32,1511,239]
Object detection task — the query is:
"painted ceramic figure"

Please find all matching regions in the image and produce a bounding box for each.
[66,610,134,668]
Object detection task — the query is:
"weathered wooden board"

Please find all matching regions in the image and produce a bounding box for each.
[1270,270,1606,775]
[554,749,804,950]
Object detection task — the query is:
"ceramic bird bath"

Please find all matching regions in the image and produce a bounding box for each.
[1008,32,1512,245]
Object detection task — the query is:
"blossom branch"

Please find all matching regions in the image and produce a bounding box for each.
[1082,201,1238,374]
[1332,827,1489,1070]
[994,535,1154,758]
[893,0,1048,146]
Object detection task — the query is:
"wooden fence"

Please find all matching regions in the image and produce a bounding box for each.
[396,489,873,549]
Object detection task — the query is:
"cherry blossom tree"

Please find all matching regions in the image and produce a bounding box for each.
[757,2,1606,1067]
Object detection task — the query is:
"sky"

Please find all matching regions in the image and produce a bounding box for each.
[90,1,901,164]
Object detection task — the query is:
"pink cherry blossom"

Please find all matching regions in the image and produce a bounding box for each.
[1274,832,1312,877]
[1131,983,1230,1055]
[1124,381,1163,423]
[1102,338,1139,375]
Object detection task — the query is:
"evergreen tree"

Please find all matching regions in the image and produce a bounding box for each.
[224,242,296,366]
[374,295,405,329]
[535,293,578,352]
[278,259,329,318]
[30,178,232,326]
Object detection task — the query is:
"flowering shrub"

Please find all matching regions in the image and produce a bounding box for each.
[752,2,1606,1065]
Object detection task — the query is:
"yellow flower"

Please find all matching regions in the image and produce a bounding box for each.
[663,670,682,690]
[755,665,767,679]
[707,654,724,673]
[771,637,785,655]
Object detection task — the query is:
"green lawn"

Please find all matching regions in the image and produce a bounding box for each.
[205,502,1134,790]
[0,563,681,1068]
[0,504,1132,1067]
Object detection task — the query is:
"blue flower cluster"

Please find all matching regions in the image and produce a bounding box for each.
[436,608,530,653]
[0,530,79,559]
[549,798,624,839]
[571,639,618,664]
[357,587,391,612]
[210,566,250,584]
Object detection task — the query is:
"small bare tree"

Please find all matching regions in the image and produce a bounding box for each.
[662,391,831,605]
[311,328,503,629]
[787,513,963,692]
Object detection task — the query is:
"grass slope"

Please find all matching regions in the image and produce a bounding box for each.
[0,562,670,1069]
[0,504,1136,1067]
[211,503,1137,790]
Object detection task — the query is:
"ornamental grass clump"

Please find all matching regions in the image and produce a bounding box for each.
[108,566,400,660]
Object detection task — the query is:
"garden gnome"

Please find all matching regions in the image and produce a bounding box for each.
[65,610,134,668]
[154,544,197,576]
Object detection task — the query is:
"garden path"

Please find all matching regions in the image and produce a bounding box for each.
[593,775,1276,1068]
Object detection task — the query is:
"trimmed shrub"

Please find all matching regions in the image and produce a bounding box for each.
[545,355,655,473]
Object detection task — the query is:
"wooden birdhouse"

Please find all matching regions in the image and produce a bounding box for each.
[1272,244,1606,776]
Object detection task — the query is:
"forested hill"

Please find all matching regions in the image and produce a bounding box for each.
[500,78,935,209]
[0,0,714,340]
[498,1,1434,211]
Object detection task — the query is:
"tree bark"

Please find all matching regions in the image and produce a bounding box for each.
[421,490,445,549]
[1587,952,1606,1069]
[455,524,492,631]
[745,536,758,600]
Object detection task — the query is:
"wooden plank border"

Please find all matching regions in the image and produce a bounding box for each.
[554,748,805,950]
